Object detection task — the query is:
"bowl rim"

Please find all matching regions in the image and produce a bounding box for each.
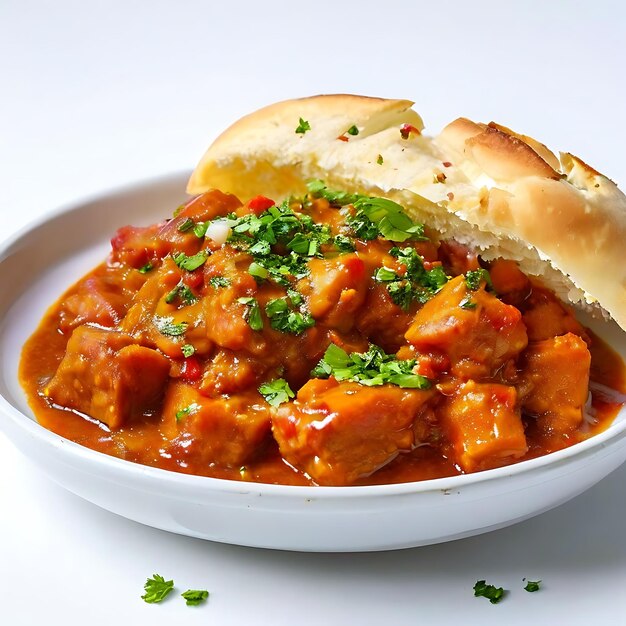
[2,171,626,501]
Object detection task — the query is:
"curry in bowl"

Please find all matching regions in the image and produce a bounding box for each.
[19,183,626,486]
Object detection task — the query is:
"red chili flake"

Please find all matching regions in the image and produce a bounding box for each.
[181,356,203,381]
[248,195,275,214]
[337,134,349,142]
[447,192,455,201]
[442,161,453,168]
[434,172,447,183]
[400,124,420,139]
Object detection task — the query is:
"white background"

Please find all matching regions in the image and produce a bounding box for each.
[1,1,625,624]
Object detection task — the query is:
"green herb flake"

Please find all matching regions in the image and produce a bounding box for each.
[141,574,174,604]
[473,580,505,604]
[138,262,154,274]
[376,154,384,165]
[465,268,492,291]
[524,579,541,593]
[312,343,430,390]
[353,196,426,243]
[237,297,263,331]
[209,276,231,288]
[164,282,197,306]
[295,117,311,134]
[259,378,295,407]
[154,316,188,337]
[176,402,200,421]
[333,234,356,253]
[181,343,195,358]
[177,217,195,233]
[248,261,269,281]
[346,124,359,136]
[459,296,477,310]
[193,221,209,238]
[374,248,449,311]
[173,251,209,272]
[181,589,209,606]
[265,297,315,335]
[374,267,398,282]
[306,180,363,207]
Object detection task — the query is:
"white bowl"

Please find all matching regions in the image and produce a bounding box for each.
[1,172,626,552]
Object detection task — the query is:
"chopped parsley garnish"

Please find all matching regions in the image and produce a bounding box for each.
[465,268,492,291]
[181,589,209,606]
[312,343,430,389]
[154,316,188,337]
[141,574,174,604]
[374,247,449,311]
[346,211,380,240]
[175,403,200,421]
[209,275,230,288]
[295,117,311,134]
[177,217,195,232]
[307,182,427,243]
[165,281,197,305]
[459,296,477,310]
[333,234,356,253]
[237,297,263,331]
[306,179,362,207]
[473,580,505,604]
[173,250,209,272]
[181,343,195,358]
[346,124,359,136]
[352,197,426,243]
[258,378,295,407]
[265,297,315,335]
[138,262,154,274]
[376,154,384,165]
[248,261,269,281]
[225,200,330,287]
[524,579,541,593]
[193,221,209,238]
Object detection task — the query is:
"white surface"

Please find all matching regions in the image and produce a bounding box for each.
[1,0,625,622]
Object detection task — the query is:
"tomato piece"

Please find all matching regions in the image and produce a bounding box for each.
[181,356,203,381]
[182,270,204,289]
[248,195,275,214]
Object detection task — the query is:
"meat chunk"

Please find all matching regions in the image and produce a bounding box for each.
[301,254,369,332]
[272,379,435,485]
[522,286,588,343]
[355,283,414,352]
[520,333,591,441]
[438,380,527,472]
[109,222,169,268]
[45,326,170,429]
[405,275,528,378]
[58,274,130,332]
[120,258,213,358]
[162,383,271,466]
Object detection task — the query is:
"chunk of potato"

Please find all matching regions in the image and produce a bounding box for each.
[438,380,527,472]
[520,333,591,441]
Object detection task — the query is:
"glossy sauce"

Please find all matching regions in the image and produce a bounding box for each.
[18,190,626,486]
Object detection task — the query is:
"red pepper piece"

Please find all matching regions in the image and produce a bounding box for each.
[248,195,275,215]
[181,356,203,381]
[400,124,420,139]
